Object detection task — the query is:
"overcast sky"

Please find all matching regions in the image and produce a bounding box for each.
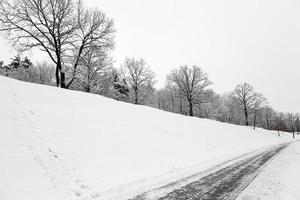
[0,0,300,113]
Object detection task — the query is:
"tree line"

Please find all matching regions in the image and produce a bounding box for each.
[0,0,299,137]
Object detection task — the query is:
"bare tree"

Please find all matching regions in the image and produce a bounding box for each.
[0,0,115,88]
[156,89,168,110]
[121,58,155,104]
[218,92,241,124]
[164,83,175,112]
[74,48,112,93]
[274,112,286,136]
[234,82,266,126]
[33,61,55,85]
[295,114,300,135]
[252,95,266,129]
[195,90,222,119]
[287,112,296,138]
[167,65,212,116]
[261,106,275,130]
[155,87,177,112]
[165,80,185,114]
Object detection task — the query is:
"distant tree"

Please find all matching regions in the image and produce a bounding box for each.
[165,83,177,112]
[252,96,266,129]
[74,48,112,93]
[1,55,33,81]
[8,55,22,69]
[196,89,221,119]
[167,65,212,116]
[287,113,296,138]
[121,58,155,104]
[22,56,33,69]
[164,80,186,114]
[234,82,265,126]
[110,69,129,101]
[274,112,286,136]
[218,92,241,124]
[156,89,167,110]
[261,106,276,130]
[0,60,7,76]
[33,61,55,85]
[139,83,156,105]
[153,83,184,113]
[0,0,115,88]
[295,114,300,135]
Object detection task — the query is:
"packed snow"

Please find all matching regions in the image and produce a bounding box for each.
[237,141,300,200]
[0,76,294,200]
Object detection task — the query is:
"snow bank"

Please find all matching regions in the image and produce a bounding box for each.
[0,76,293,200]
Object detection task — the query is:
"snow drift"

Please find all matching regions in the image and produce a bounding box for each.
[0,76,291,200]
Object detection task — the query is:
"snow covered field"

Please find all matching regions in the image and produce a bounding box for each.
[0,76,294,200]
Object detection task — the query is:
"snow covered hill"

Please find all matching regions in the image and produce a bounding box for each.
[0,76,292,200]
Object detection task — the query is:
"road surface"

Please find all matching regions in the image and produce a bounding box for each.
[131,143,289,200]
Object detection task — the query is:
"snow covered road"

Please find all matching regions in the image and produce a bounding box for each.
[237,141,300,200]
[130,143,290,200]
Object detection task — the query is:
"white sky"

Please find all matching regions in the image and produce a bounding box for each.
[1,0,300,113]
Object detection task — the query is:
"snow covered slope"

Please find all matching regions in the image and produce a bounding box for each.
[0,76,292,200]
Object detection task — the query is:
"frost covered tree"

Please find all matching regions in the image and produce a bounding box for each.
[287,113,296,138]
[217,92,241,124]
[234,82,265,126]
[33,61,56,85]
[1,55,33,81]
[0,56,56,85]
[110,69,129,101]
[273,112,286,136]
[73,48,112,93]
[121,58,155,104]
[155,88,178,112]
[167,65,212,116]
[163,80,186,114]
[0,0,115,88]
[252,96,266,130]
[261,106,276,130]
[195,89,220,119]
[156,89,168,110]
[295,114,300,135]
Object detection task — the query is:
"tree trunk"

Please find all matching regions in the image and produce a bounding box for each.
[259,115,265,129]
[253,110,257,130]
[134,88,138,104]
[244,107,249,126]
[188,100,194,116]
[85,86,91,93]
[60,71,66,88]
[55,62,66,88]
[158,97,161,109]
[170,95,174,112]
[55,65,60,87]
[266,116,270,130]
[179,95,183,115]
